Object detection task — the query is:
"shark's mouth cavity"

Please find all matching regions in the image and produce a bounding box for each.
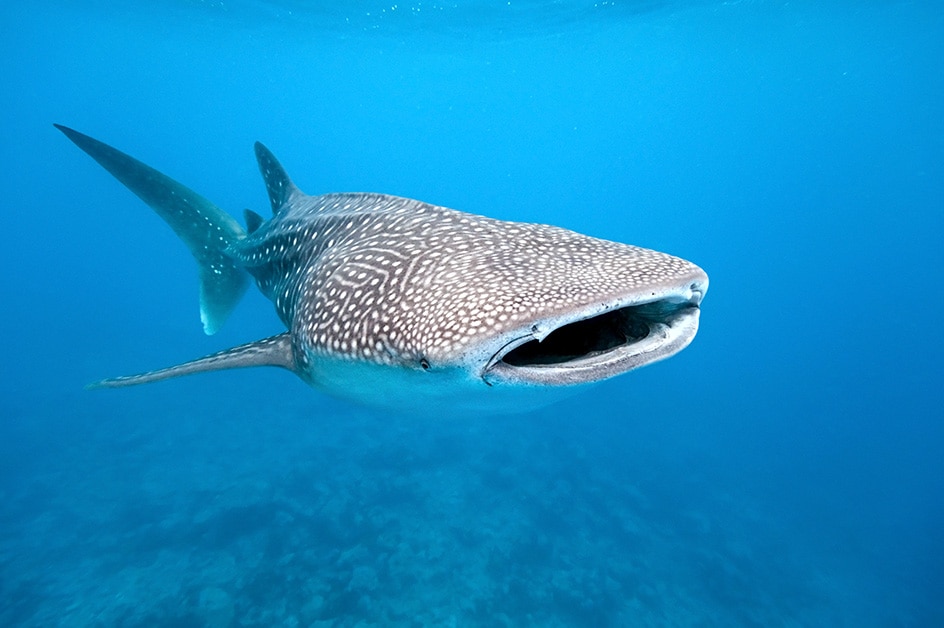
[501,306,654,367]
[486,297,702,386]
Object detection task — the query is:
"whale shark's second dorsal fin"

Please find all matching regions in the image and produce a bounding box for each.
[55,124,249,335]
[244,209,265,234]
[87,333,297,389]
[254,142,302,214]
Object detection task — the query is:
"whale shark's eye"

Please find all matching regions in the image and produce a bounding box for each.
[420,358,430,371]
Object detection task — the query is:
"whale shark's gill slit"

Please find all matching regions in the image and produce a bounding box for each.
[501,301,686,367]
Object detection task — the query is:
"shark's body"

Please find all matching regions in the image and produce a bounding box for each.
[57,125,708,414]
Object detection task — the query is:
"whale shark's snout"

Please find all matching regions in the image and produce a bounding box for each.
[56,123,708,415]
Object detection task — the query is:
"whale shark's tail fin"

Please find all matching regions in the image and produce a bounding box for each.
[55,124,248,335]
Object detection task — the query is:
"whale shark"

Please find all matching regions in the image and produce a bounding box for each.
[56,124,708,414]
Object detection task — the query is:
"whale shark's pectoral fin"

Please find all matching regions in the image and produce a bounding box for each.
[87,333,296,389]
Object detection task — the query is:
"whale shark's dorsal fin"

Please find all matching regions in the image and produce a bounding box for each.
[244,209,265,234]
[54,124,249,335]
[254,142,302,214]
[87,333,296,389]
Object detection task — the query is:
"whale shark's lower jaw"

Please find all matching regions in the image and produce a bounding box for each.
[483,285,705,387]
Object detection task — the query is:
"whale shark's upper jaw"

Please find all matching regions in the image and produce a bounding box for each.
[481,271,707,387]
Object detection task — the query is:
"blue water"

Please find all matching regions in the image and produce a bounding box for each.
[2,1,942,625]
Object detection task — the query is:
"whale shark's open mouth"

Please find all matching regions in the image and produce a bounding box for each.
[484,296,702,386]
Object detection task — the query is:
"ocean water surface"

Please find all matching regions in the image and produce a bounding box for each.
[1,1,942,625]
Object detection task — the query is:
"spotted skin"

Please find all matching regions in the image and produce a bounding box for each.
[235,192,701,373]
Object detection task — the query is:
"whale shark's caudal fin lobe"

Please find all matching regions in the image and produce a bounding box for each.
[87,333,296,389]
[54,124,248,335]
[253,141,302,214]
